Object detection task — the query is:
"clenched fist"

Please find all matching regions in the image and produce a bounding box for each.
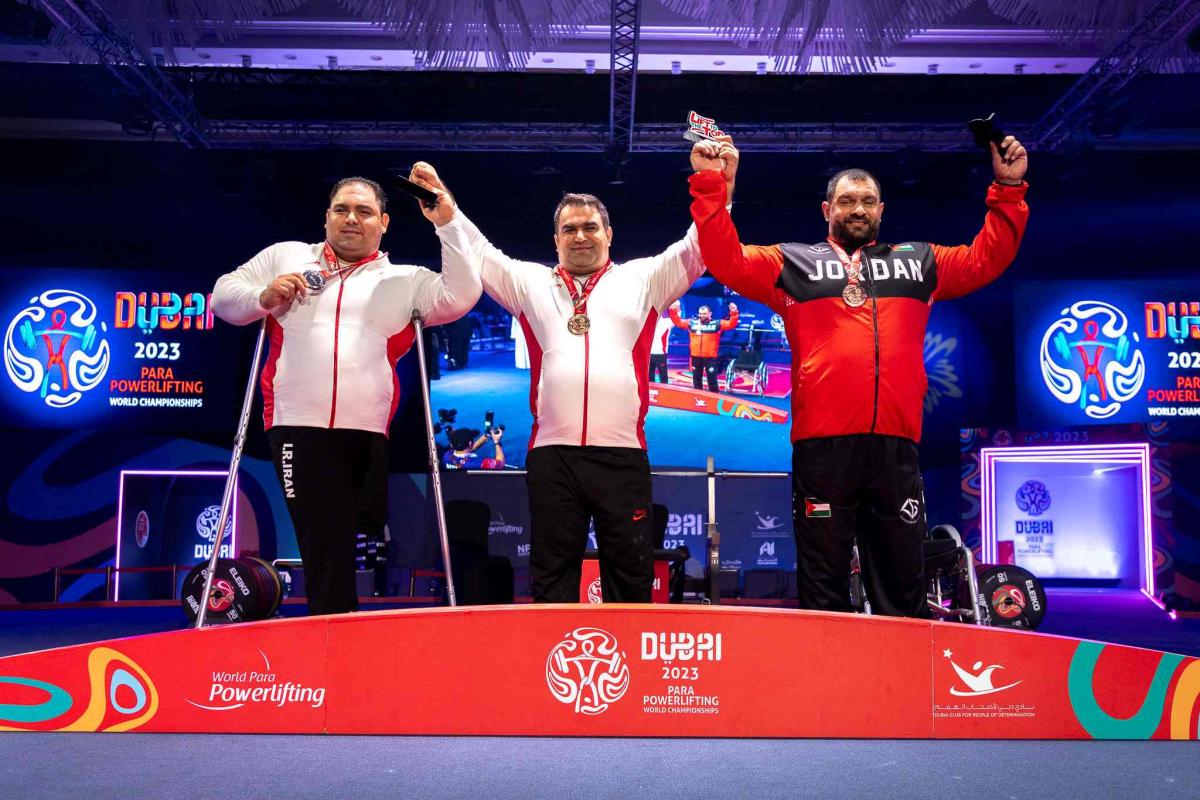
[259,273,307,310]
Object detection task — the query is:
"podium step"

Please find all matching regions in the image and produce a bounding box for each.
[0,604,1196,739]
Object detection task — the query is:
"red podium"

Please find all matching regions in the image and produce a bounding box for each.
[0,605,1197,739]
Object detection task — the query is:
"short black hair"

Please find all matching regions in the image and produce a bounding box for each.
[329,176,388,214]
[825,169,882,203]
[553,192,610,230]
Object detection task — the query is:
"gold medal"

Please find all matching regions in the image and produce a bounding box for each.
[567,313,591,335]
[842,283,866,308]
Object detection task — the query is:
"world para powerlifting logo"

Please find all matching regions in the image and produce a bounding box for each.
[4,289,110,408]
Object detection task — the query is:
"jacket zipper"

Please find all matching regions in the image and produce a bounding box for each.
[864,247,881,433]
[328,276,350,428]
[581,330,591,445]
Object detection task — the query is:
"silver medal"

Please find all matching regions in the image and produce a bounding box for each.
[302,269,326,293]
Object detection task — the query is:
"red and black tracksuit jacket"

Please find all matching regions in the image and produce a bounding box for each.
[688,169,1029,444]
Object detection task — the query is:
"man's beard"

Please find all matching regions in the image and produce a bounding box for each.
[830,217,880,249]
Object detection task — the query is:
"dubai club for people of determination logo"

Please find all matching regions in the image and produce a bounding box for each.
[1039,300,1144,419]
[546,627,630,715]
[1015,480,1051,516]
[4,289,110,408]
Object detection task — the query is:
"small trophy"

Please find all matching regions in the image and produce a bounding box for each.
[683,110,726,143]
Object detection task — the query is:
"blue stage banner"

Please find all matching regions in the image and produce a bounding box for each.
[0,268,242,431]
[1014,281,1200,427]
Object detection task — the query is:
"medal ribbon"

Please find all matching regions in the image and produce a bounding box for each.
[556,262,611,317]
[826,237,873,288]
[315,242,384,283]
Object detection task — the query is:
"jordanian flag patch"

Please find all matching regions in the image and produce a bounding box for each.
[890,243,915,252]
[804,498,831,518]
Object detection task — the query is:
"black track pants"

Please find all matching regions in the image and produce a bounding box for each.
[791,435,927,617]
[268,426,387,616]
[691,356,720,392]
[526,445,654,603]
[648,353,668,384]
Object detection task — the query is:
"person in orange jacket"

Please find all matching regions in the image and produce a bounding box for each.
[669,300,739,392]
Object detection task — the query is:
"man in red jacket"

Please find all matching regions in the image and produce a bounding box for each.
[669,300,739,391]
[689,135,1029,617]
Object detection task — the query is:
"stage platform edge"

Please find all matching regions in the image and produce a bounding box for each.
[0,604,1197,740]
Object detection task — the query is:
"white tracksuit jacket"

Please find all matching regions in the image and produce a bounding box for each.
[455,212,705,450]
[211,218,479,434]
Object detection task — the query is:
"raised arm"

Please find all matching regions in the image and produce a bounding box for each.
[668,303,690,330]
[411,215,484,326]
[931,136,1030,301]
[719,304,739,330]
[688,169,784,309]
[411,161,547,315]
[627,220,708,313]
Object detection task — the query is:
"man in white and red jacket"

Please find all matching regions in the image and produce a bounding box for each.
[648,310,675,384]
[410,161,726,603]
[212,176,479,615]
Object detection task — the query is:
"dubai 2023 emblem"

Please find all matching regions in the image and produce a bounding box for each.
[546,627,630,715]
[1039,300,1144,420]
[4,289,110,408]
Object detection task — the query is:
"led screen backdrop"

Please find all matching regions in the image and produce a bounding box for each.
[0,268,243,432]
[1014,280,1200,428]
[429,274,967,472]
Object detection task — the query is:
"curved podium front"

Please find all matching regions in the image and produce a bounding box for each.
[1,605,1197,739]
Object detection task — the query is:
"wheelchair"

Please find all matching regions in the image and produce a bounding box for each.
[850,523,1047,630]
[723,348,769,396]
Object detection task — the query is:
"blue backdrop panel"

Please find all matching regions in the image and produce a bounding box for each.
[1014,280,1200,429]
[1,268,242,432]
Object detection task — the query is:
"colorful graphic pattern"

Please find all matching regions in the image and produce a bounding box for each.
[1068,641,1197,740]
[0,647,157,732]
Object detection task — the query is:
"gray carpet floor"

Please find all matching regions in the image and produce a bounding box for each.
[1,734,1198,799]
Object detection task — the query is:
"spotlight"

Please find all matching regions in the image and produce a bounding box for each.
[671,60,681,75]
[327,55,338,69]
[756,61,767,75]
[241,54,252,68]
[585,58,596,75]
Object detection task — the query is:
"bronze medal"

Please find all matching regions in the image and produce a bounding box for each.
[842,283,866,308]
[567,313,591,335]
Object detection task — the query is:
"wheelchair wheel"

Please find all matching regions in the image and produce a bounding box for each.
[976,565,1047,630]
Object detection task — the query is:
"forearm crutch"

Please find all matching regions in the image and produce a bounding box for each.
[411,309,458,606]
[196,318,267,628]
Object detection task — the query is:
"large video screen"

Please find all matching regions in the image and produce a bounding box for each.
[1014,280,1200,427]
[0,268,243,431]
[429,275,795,471]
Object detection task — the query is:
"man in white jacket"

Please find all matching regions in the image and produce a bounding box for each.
[211,176,479,615]
[410,160,726,603]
